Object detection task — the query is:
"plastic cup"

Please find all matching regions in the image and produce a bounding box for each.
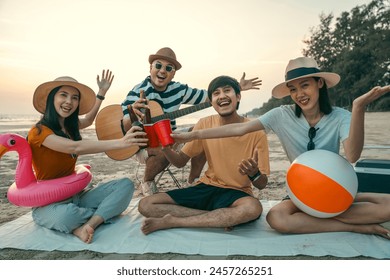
[154,119,174,147]
[143,124,160,148]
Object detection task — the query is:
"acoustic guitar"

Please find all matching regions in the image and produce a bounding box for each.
[95,101,212,160]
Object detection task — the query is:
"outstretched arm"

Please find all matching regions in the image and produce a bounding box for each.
[172,119,264,144]
[79,69,114,129]
[42,126,147,155]
[239,72,262,91]
[343,85,390,163]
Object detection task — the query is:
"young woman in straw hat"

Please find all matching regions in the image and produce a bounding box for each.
[172,57,390,239]
[28,70,148,243]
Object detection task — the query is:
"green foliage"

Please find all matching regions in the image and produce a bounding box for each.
[250,0,390,116]
[248,96,293,116]
[304,0,390,111]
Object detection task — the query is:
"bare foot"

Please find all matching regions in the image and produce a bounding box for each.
[379,222,390,239]
[141,214,175,235]
[354,223,390,240]
[73,223,94,243]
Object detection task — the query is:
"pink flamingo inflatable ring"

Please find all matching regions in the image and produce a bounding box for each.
[0,133,92,207]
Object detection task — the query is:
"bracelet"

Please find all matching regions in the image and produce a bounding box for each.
[96,94,105,100]
[250,174,262,183]
[248,170,261,181]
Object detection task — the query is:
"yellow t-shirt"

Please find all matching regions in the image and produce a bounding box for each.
[28,125,77,180]
[181,115,270,196]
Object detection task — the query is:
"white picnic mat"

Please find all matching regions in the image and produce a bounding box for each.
[0,199,389,258]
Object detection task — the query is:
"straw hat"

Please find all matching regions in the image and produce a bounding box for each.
[272,57,341,99]
[33,76,96,115]
[148,47,182,70]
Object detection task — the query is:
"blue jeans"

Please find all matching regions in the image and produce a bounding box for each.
[32,178,134,233]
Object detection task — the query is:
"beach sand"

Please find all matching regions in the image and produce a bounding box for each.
[0,112,389,260]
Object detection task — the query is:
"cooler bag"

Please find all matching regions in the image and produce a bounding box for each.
[354,159,390,193]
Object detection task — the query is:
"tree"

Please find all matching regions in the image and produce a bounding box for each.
[251,0,390,115]
[303,0,390,111]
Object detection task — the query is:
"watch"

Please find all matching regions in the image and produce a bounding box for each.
[96,94,105,100]
[248,170,261,181]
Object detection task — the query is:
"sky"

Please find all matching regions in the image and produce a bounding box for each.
[0,0,374,122]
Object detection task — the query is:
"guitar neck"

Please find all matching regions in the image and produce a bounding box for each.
[151,102,211,122]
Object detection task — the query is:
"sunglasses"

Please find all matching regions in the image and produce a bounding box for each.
[154,62,175,73]
[307,127,319,151]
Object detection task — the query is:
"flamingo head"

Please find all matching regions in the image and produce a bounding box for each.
[0,133,29,158]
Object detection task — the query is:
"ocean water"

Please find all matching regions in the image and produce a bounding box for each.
[0,113,198,134]
[0,114,40,133]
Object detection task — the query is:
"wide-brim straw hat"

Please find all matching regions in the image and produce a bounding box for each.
[272,57,341,99]
[33,76,96,115]
[148,47,182,70]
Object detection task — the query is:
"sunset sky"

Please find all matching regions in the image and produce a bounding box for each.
[0,0,373,121]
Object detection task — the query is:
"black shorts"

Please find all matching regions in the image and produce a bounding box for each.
[166,183,250,211]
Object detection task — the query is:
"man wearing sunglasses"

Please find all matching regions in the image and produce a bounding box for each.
[121,47,262,196]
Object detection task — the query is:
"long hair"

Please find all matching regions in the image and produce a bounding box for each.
[35,86,82,140]
[295,77,333,117]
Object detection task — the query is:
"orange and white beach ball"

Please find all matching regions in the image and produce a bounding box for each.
[286,149,358,218]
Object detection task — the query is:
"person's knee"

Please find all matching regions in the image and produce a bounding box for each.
[375,195,390,221]
[379,195,390,215]
[238,198,263,221]
[249,199,263,220]
[32,207,58,230]
[266,207,290,233]
[116,178,135,195]
[112,178,134,211]
[138,197,153,217]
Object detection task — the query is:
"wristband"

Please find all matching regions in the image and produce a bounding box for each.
[248,170,261,181]
[96,94,105,100]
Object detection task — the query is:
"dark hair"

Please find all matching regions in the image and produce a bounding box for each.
[35,86,82,140]
[207,76,241,109]
[295,77,333,117]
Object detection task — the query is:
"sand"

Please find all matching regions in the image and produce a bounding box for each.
[0,112,389,260]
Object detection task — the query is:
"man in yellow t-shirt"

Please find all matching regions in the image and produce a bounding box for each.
[138,75,270,234]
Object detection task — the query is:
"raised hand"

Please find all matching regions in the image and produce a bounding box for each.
[96,69,114,96]
[353,85,390,109]
[239,72,262,91]
[238,148,259,177]
[79,69,115,129]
